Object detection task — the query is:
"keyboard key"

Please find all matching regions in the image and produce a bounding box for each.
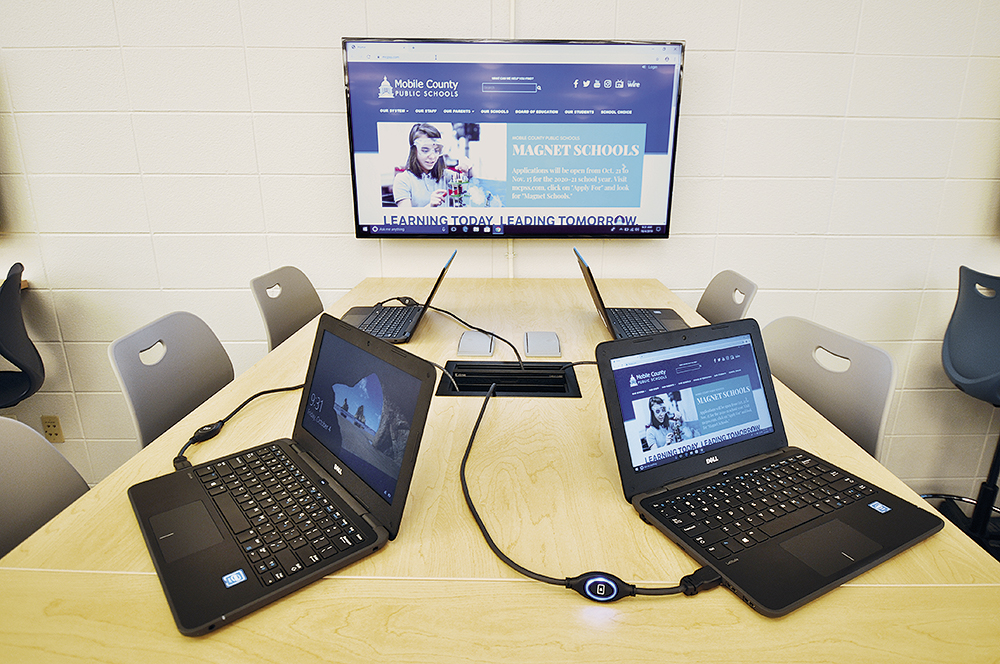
[722,539,745,554]
[214,492,250,534]
[760,505,823,538]
[275,547,302,575]
[706,544,729,560]
[299,546,322,567]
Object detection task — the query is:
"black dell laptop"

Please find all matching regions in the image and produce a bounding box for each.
[342,250,456,343]
[129,314,437,635]
[595,318,943,616]
[574,248,687,338]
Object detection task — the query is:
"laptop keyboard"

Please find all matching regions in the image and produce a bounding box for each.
[359,306,419,339]
[197,443,367,587]
[609,307,666,337]
[647,452,876,562]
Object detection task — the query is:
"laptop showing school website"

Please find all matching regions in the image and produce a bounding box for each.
[129,314,437,635]
[595,319,943,616]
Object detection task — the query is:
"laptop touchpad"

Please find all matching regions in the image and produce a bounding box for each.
[150,501,224,564]
[780,519,882,577]
[341,307,374,328]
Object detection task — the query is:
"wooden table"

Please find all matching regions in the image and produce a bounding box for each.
[3,278,999,663]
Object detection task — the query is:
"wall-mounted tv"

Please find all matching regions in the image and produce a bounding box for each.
[342,39,684,239]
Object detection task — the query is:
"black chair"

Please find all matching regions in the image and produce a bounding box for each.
[922,266,1000,557]
[0,263,45,408]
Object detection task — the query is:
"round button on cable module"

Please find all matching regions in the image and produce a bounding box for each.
[567,572,636,603]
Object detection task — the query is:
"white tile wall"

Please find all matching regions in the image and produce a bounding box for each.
[123,48,251,111]
[4,48,129,111]
[737,0,861,53]
[0,0,998,501]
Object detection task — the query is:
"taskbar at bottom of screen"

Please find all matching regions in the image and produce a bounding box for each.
[357,224,668,238]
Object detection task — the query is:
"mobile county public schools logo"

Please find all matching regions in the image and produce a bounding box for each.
[378,76,394,98]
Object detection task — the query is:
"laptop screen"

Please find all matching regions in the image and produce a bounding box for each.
[607,332,775,474]
[301,329,425,505]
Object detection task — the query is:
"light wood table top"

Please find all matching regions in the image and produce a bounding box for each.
[3,277,999,662]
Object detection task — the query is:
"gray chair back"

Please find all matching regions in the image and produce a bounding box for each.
[0,416,88,558]
[109,312,234,447]
[250,266,324,351]
[696,270,757,324]
[762,316,896,460]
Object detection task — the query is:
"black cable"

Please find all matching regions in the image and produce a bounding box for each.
[368,296,523,369]
[426,304,524,369]
[172,382,305,470]
[429,361,459,392]
[560,360,597,371]
[460,384,563,585]
[460,383,722,602]
[374,295,419,308]
[920,493,1000,515]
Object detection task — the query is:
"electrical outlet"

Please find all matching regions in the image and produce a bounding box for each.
[41,416,64,443]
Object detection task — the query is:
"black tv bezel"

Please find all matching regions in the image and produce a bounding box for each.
[342,37,685,240]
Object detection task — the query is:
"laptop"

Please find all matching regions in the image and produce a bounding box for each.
[129,314,437,635]
[594,319,943,617]
[574,248,687,338]
[342,250,456,343]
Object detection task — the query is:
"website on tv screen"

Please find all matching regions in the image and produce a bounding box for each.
[343,39,683,239]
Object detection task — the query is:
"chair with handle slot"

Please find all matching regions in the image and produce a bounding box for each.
[109,312,234,448]
[762,316,896,461]
[696,270,758,324]
[250,266,324,352]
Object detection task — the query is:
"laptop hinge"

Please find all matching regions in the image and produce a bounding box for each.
[292,442,377,525]
[662,447,787,494]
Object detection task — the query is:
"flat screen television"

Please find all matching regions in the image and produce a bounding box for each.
[342,38,684,239]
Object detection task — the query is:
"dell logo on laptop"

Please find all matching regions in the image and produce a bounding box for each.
[706,456,720,465]
[333,463,343,475]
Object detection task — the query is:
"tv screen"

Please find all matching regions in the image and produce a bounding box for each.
[342,39,684,239]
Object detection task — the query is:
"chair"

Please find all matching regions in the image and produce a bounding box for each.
[696,270,758,324]
[0,416,88,558]
[920,266,1000,554]
[762,316,896,460]
[250,266,324,351]
[0,263,45,408]
[109,311,234,448]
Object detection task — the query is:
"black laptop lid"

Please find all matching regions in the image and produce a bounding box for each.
[573,248,615,332]
[596,319,788,502]
[410,249,456,328]
[293,314,436,539]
